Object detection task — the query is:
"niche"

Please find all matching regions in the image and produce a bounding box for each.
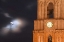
[47,2,54,18]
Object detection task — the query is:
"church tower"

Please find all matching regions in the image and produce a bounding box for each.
[33,0,64,42]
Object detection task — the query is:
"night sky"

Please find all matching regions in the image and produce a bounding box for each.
[0,0,37,42]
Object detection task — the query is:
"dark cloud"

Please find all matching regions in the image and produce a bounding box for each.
[1,0,6,2]
[0,0,37,42]
[26,2,36,10]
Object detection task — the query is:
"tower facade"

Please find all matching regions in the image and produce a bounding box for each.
[33,0,64,42]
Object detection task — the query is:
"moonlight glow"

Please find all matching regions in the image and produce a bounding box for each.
[1,18,27,35]
[6,19,22,29]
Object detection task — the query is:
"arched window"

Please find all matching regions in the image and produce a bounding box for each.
[48,35,52,42]
[47,2,54,18]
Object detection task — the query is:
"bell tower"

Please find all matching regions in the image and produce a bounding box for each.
[33,0,64,42]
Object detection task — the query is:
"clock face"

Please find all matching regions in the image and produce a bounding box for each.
[47,22,53,28]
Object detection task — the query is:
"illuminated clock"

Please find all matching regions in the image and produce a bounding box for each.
[47,22,53,28]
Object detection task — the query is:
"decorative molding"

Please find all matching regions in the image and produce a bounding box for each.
[55,0,58,4]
